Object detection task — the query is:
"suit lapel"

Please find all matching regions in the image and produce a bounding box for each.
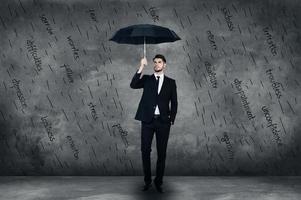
[159,75,167,96]
[151,74,157,94]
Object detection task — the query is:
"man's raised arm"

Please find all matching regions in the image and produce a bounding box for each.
[130,57,147,89]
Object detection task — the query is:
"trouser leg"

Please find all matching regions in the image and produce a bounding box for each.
[154,120,171,186]
[141,121,155,184]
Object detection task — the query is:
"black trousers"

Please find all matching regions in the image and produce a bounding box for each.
[141,115,171,186]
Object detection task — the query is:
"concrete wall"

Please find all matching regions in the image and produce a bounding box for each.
[0,0,300,175]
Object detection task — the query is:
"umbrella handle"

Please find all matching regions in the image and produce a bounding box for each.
[143,36,146,58]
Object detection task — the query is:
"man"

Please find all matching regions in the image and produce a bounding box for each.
[130,54,178,193]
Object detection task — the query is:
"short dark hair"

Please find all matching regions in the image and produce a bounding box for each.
[153,54,166,63]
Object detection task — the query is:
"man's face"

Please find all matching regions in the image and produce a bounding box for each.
[153,58,166,73]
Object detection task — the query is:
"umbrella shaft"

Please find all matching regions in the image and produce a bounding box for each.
[144,36,146,58]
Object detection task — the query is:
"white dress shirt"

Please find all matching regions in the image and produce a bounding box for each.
[154,73,164,114]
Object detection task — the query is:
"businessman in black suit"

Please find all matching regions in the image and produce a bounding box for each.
[130,54,178,193]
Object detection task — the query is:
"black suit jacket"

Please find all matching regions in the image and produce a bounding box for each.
[130,70,178,124]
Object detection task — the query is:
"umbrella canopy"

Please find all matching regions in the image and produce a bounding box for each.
[109,24,181,57]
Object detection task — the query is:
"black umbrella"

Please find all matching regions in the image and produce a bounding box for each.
[109,24,181,58]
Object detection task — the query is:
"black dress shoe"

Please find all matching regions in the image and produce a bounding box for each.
[142,183,152,191]
[154,183,164,193]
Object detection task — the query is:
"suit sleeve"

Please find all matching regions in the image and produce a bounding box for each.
[170,80,178,125]
[130,70,146,89]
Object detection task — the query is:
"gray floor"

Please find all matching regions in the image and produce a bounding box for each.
[0,176,300,200]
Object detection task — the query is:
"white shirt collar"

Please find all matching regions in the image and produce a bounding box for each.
[154,72,164,80]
